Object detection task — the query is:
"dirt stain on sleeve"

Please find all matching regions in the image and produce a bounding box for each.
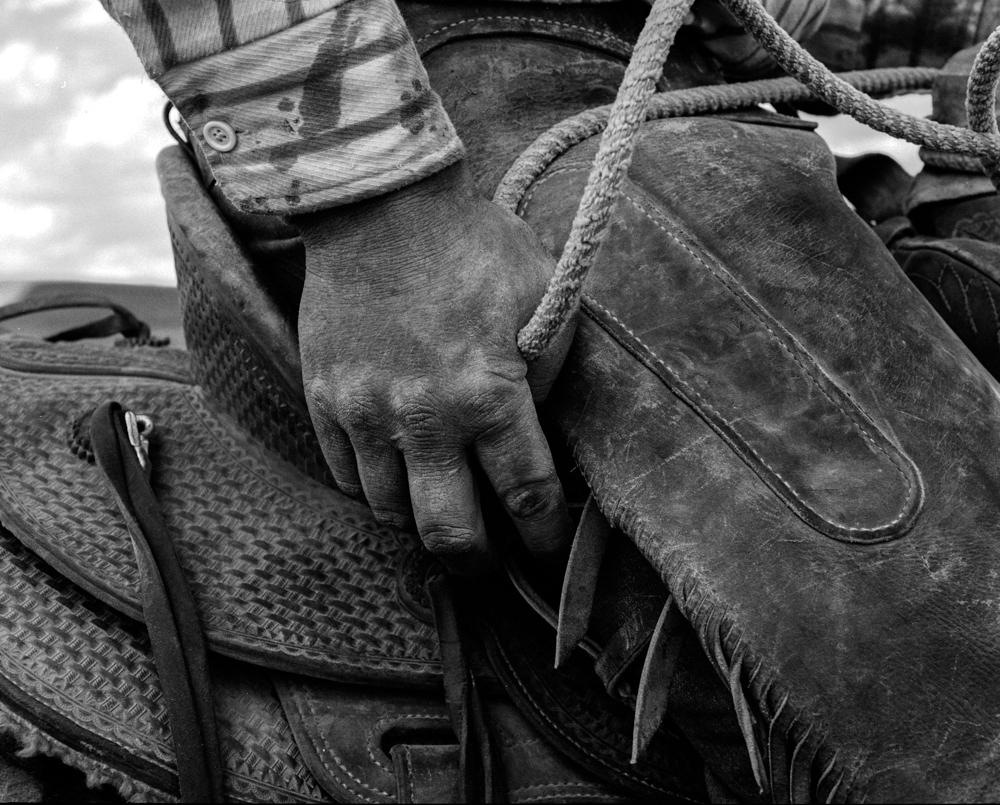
[298,17,366,139]
[399,79,435,134]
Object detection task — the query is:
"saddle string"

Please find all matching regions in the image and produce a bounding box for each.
[0,294,167,346]
[511,0,693,361]
[88,402,224,803]
[510,0,1000,362]
[425,574,500,803]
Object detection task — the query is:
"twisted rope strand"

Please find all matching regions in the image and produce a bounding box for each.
[510,0,1000,360]
[514,0,697,360]
[495,67,939,216]
[967,26,1000,183]
[720,0,1000,159]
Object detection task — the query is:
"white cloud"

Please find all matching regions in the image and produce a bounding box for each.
[0,160,34,188]
[62,76,168,157]
[73,244,176,285]
[0,41,61,105]
[66,1,113,28]
[0,200,54,241]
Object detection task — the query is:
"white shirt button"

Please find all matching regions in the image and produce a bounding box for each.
[202,120,237,153]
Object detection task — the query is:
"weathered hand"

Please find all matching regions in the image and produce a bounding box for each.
[293,163,573,574]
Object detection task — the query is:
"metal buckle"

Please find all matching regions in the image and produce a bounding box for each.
[124,410,155,473]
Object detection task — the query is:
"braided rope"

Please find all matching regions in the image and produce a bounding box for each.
[917,148,986,174]
[495,67,940,215]
[968,26,1000,183]
[509,0,1000,361]
[721,0,1000,158]
[513,0,696,360]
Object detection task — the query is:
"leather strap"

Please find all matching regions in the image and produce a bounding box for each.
[426,575,499,803]
[89,401,223,803]
[0,294,155,344]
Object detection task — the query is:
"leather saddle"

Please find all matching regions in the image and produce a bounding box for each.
[3,3,1000,803]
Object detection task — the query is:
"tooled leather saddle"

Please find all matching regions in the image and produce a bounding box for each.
[3,4,1000,803]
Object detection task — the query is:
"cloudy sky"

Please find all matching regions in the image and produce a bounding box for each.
[1,0,173,288]
[1,1,929,293]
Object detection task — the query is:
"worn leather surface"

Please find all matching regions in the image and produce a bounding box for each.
[0,332,644,802]
[881,227,1000,381]
[522,123,923,545]
[514,114,1000,801]
[13,4,995,799]
[0,337,444,688]
[403,0,720,196]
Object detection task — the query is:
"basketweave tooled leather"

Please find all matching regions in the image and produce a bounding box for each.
[0,327,661,802]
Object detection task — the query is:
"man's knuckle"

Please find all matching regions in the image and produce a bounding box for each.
[397,397,444,436]
[503,479,560,521]
[462,377,521,420]
[334,386,381,431]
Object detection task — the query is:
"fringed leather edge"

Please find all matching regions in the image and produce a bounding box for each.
[576,449,863,805]
[0,700,172,803]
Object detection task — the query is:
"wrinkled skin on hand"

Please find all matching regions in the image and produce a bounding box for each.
[293,162,573,574]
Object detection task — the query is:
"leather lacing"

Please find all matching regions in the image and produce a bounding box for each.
[88,401,223,803]
[0,294,169,347]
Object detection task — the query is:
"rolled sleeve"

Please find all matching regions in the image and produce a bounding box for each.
[101,0,465,214]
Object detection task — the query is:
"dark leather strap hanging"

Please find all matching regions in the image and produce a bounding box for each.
[89,401,223,803]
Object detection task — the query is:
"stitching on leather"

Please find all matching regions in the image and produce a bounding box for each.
[415,16,634,55]
[951,263,980,336]
[618,190,919,532]
[518,163,595,214]
[367,720,393,774]
[585,295,917,536]
[980,276,1000,338]
[485,627,698,801]
[404,745,414,801]
[521,165,920,535]
[939,260,1000,339]
[296,688,392,800]
[933,267,954,314]
[369,713,450,773]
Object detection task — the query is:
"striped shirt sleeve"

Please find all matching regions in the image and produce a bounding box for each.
[99,0,465,214]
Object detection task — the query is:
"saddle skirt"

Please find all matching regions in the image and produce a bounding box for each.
[0,332,693,803]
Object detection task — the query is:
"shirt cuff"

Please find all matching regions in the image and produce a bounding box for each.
[157,0,465,215]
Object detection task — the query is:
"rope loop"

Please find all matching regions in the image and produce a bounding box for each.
[967,25,1000,185]
[509,0,1000,362]
[514,0,697,360]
